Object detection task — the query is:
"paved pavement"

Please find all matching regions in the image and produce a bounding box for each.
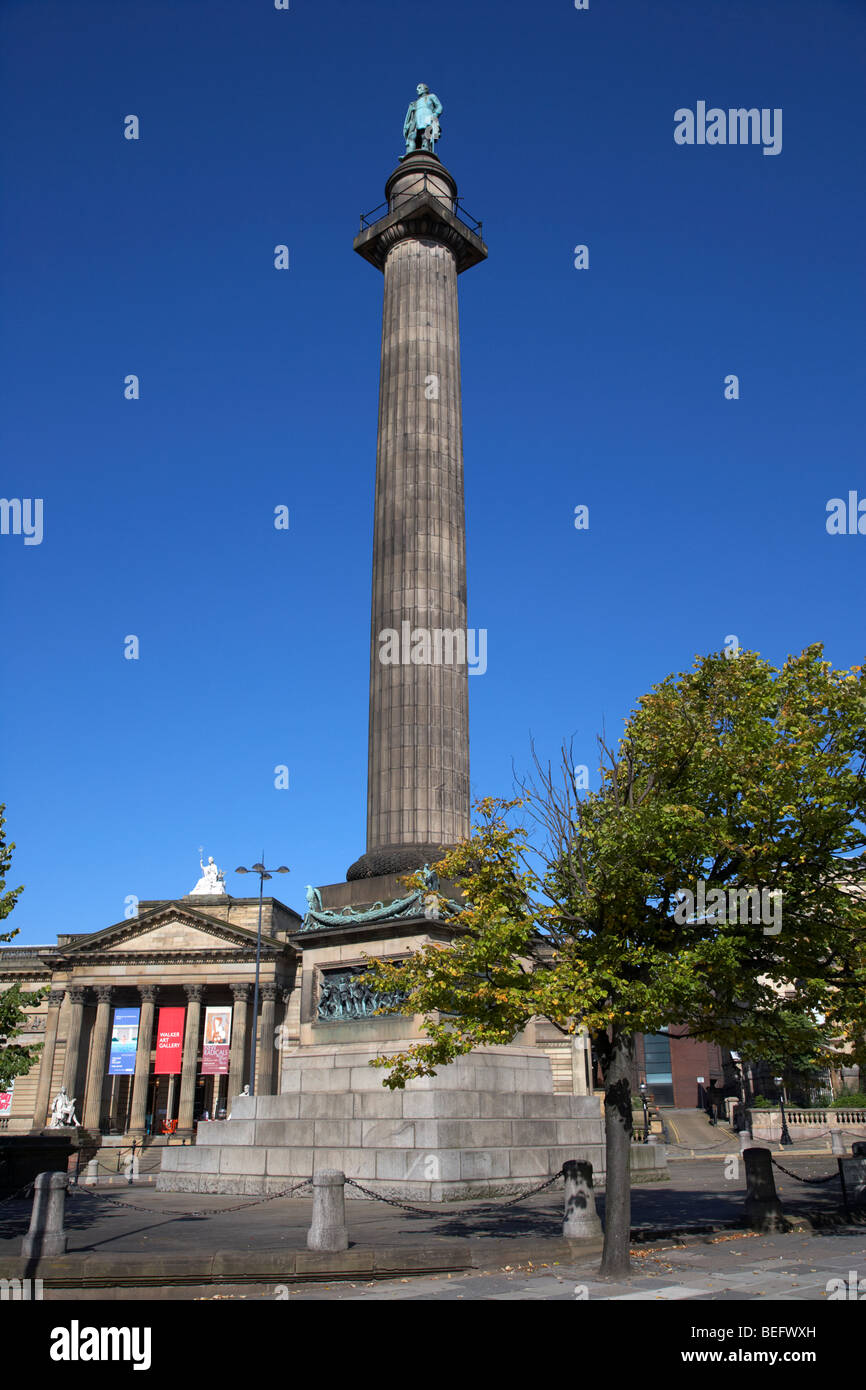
[278,1227,866,1302]
[0,1155,858,1258]
[27,1227,866,1302]
[1,1153,863,1300]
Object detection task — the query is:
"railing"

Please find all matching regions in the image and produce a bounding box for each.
[359,174,483,237]
[749,1107,866,1130]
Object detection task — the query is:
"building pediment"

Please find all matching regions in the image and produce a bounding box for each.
[56,905,289,960]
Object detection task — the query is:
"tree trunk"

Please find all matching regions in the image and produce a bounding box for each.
[599,1027,634,1278]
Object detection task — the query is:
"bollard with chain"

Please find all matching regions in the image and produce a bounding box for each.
[831,1132,845,1156]
[562,1159,603,1239]
[22,1171,68,1258]
[307,1170,349,1252]
[743,1146,787,1232]
[852,1142,866,1158]
[739,1131,757,1153]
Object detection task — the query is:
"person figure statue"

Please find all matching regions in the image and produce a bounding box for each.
[404,84,443,155]
[50,1086,80,1127]
[190,854,227,896]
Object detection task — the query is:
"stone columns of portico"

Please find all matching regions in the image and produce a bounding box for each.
[83,985,114,1130]
[61,987,88,1098]
[177,984,203,1136]
[33,990,65,1128]
[228,984,250,1098]
[128,985,158,1137]
[257,984,278,1095]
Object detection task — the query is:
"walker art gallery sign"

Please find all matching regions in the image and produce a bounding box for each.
[154,1006,185,1075]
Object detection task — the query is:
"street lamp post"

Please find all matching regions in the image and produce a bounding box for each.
[235,856,290,1095]
[774,1075,793,1147]
[639,1082,649,1144]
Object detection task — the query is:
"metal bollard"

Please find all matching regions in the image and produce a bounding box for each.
[307,1170,349,1252]
[22,1171,68,1259]
[831,1132,845,1155]
[743,1147,787,1232]
[852,1142,866,1158]
[562,1159,603,1239]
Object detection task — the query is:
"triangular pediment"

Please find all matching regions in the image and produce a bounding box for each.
[58,904,289,958]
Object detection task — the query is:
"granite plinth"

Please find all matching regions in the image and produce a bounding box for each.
[157,1045,615,1200]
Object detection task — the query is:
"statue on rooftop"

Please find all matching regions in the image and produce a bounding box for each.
[190,854,227,896]
[404,84,442,155]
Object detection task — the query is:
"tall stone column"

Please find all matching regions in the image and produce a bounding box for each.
[228,984,250,1098]
[177,984,203,1137]
[33,990,65,1128]
[348,150,487,881]
[257,983,278,1095]
[128,985,158,1137]
[61,987,87,1097]
[83,986,113,1130]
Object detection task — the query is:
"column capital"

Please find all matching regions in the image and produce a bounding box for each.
[184,983,204,1002]
[231,983,251,1001]
[95,985,113,1004]
[261,983,279,1003]
[48,989,66,1009]
[67,986,87,1006]
[139,984,159,1003]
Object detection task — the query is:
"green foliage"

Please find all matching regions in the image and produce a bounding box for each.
[750,1096,776,1108]
[0,805,45,1091]
[364,646,866,1088]
[830,1091,866,1108]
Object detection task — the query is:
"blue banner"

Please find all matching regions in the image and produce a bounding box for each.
[108,1006,140,1076]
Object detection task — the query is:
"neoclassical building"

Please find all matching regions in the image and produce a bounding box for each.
[0,891,301,1137]
[0,875,601,1144]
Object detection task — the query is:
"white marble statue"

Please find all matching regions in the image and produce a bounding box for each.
[190,854,227,896]
[49,1086,80,1128]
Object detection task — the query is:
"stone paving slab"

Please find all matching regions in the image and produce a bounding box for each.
[1,1157,862,1295]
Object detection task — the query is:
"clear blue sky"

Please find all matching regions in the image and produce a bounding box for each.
[2,0,863,942]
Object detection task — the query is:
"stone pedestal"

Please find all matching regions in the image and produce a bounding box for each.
[158,1043,607,1200]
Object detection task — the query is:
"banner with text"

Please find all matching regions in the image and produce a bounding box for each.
[108,1007,140,1076]
[201,1005,232,1075]
[154,1006,186,1074]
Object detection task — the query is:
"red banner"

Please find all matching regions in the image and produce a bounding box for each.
[154,1006,185,1075]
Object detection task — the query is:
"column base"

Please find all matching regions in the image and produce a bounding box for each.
[346,843,454,881]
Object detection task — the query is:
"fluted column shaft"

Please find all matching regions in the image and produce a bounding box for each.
[366,234,469,858]
[83,986,113,1129]
[33,990,65,1128]
[177,985,203,1135]
[128,985,157,1136]
[61,987,87,1097]
[257,984,278,1095]
[228,984,250,1098]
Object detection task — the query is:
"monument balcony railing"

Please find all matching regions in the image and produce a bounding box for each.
[359,177,483,238]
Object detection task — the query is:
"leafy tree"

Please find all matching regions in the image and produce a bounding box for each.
[0,805,45,1091]
[363,646,866,1276]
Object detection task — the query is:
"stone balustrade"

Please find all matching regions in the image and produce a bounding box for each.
[748,1107,866,1143]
